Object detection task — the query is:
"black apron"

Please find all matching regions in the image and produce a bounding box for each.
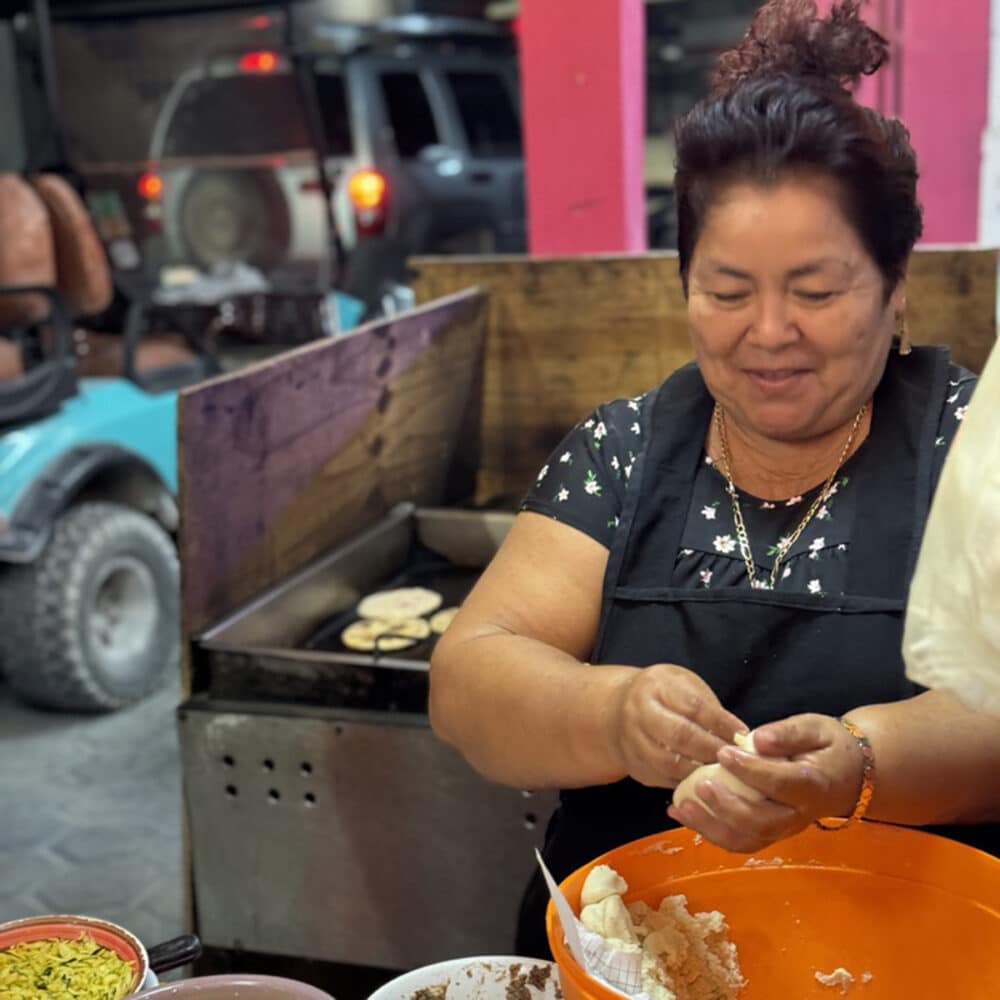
[515,346,1000,958]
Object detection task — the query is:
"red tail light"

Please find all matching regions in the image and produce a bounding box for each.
[239,50,278,73]
[347,168,389,235]
[137,172,163,201]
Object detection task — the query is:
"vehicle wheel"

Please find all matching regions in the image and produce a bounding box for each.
[179,169,290,271]
[0,502,179,712]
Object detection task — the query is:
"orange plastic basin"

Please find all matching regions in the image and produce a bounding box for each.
[546,822,1000,998]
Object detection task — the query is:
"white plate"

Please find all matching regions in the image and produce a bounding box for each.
[367,956,561,1000]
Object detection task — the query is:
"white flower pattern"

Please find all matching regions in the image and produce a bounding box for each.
[714,534,737,554]
[519,373,974,597]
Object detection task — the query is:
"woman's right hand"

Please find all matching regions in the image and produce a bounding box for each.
[609,663,747,788]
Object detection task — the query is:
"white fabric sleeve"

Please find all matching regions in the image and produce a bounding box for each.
[903,342,1000,713]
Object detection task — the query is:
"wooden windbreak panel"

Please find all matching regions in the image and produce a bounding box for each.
[178,288,487,647]
[906,248,998,373]
[411,248,997,503]
[411,254,688,503]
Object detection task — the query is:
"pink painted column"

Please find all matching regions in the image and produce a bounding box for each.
[819,0,989,242]
[519,0,646,254]
[899,0,989,242]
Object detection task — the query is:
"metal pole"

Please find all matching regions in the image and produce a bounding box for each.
[283,0,346,295]
[32,0,70,167]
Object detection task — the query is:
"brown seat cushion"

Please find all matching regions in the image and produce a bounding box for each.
[0,338,24,381]
[0,174,56,326]
[74,330,196,379]
[30,174,113,318]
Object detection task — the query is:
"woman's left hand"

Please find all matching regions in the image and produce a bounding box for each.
[666,713,864,853]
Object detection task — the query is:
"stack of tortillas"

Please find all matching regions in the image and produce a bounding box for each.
[341,586,460,653]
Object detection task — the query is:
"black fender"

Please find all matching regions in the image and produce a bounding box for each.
[0,444,175,565]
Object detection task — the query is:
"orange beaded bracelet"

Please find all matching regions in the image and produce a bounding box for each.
[815,717,875,831]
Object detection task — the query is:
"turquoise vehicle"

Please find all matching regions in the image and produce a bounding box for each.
[0,188,363,713]
[0,368,184,711]
[0,0,365,711]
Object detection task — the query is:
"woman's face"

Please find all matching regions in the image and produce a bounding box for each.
[687,173,903,442]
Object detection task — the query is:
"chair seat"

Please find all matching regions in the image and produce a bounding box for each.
[0,338,24,381]
[74,330,198,379]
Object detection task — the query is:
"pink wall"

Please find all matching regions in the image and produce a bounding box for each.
[900,1,989,242]
[519,0,646,254]
[820,0,989,243]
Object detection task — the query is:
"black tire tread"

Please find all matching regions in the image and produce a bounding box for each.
[0,502,179,712]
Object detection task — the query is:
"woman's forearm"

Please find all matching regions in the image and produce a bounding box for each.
[849,690,1000,826]
[429,629,635,789]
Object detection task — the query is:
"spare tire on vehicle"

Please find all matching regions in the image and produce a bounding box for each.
[178,168,290,272]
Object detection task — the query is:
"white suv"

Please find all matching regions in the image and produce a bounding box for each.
[145,35,525,302]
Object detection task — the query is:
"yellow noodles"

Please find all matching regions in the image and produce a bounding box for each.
[0,932,136,1000]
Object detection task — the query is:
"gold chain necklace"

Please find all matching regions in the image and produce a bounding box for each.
[713,403,868,591]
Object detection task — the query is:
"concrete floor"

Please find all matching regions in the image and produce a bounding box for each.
[0,673,186,952]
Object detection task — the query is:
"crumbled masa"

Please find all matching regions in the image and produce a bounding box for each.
[640,843,685,857]
[814,967,855,995]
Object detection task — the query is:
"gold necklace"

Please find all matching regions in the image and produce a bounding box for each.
[713,403,868,591]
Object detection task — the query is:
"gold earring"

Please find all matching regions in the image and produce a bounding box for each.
[897,312,912,356]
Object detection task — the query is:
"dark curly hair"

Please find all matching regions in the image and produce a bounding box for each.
[674,0,922,299]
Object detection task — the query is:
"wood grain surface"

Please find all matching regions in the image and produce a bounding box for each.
[411,248,997,502]
[178,288,486,642]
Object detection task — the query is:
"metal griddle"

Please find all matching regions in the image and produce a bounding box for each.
[302,542,480,660]
[189,503,514,707]
[180,502,559,972]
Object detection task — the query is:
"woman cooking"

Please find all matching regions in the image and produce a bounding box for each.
[429,0,1000,958]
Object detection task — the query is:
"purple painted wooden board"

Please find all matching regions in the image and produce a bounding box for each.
[179,288,487,636]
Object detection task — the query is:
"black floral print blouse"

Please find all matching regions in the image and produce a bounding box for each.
[520,365,977,597]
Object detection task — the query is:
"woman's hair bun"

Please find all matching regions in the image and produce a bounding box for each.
[711,0,888,96]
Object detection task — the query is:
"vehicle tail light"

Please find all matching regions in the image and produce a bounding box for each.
[239,50,279,73]
[347,168,389,235]
[137,172,163,201]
